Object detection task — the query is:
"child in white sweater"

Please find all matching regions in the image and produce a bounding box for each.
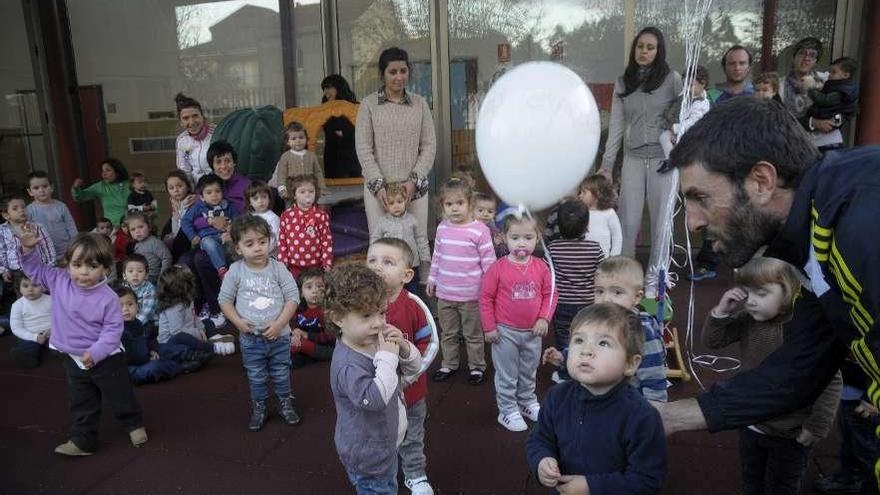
[9,271,52,368]
[578,175,622,257]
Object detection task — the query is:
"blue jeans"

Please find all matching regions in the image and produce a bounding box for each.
[346,457,398,495]
[159,333,213,360]
[239,333,292,401]
[129,359,181,384]
[199,234,227,270]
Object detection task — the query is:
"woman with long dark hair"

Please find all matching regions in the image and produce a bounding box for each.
[320,75,361,178]
[599,27,682,296]
[355,47,436,249]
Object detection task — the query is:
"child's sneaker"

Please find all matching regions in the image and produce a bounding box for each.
[129,427,148,447]
[519,403,540,422]
[54,440,93,456]
[209,312,227,328]
[404,476,435,495]
[497,411,528,432]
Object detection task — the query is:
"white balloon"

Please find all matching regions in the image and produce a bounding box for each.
[476,62,601,211]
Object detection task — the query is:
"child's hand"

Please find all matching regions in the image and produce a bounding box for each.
[484,330,500,344]
[233,318,251,334]
[377,326,398,355]
[279,189,289,199]
[220,232,231,244]
[493,232,505,245]
[208,216,228,231]
[537,457,561,487]
[532,318,549,336]
[82,351,94,369]
[149,350,160,361]
[36,333,48,345]
[72,178,84,189]
[425,282,435,297]
[190,235,201,246]
[714,287,747,317]
[263,321,283,340]
[556,475,589,495]
[291,328,304,347]
[383,324,410,359]
[1,271,11,283]
[796,428,818,446]
[542,347,563,367]
[18,223,40,251]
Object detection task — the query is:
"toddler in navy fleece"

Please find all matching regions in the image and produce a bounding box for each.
[528,303,665,494]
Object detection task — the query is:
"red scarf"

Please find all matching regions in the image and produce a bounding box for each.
[190,122,212,141]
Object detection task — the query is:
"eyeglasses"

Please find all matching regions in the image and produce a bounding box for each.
[796,49,819,60]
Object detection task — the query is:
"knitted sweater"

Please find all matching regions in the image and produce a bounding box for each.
[270,150,325,192]
[370,212,431,267]
[702,312,842,439]
[428,220,496,302]
[355,90,436,194]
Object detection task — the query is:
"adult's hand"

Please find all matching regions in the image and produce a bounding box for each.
[813,118,835,133]
[650,398,708,436]
[597,168,613,182]
[375,187,388,208]
[403,180,416,201]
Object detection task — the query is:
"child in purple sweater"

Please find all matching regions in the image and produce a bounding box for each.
[19,228,146,456]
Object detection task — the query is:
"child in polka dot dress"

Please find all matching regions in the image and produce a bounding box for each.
[278,174,333,278]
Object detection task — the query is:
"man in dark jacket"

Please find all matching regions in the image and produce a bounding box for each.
[658,97,880,494]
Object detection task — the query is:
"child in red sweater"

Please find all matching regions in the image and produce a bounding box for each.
[290,267,334,367]
[278,174,332,279]
[366,237,434,495]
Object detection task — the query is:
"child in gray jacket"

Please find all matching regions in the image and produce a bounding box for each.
[326,263,421,494]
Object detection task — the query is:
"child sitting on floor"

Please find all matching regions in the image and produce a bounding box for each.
[125,212,171,284]
[367,237,435,494]
[115,284,186,384]
[290,267,334,367]
[18,230,147,456]
[121,254,157,324]
[327,263,421,494]
[703,257,842,495]
[528,303,666,493]
[9,271,52,368]
[0,193,56,282]
[157,265,232,357]
[219,215,301,431]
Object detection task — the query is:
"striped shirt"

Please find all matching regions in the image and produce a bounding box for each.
[0,222,56,274]
[633,310,668,402]
[428,220,495,302]
[546,238,605,305]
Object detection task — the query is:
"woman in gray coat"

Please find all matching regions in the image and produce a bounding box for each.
[599,26,682,297]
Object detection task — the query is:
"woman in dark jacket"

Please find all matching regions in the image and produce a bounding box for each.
[321,74,361,178]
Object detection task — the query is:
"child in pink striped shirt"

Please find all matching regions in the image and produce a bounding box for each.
[427,177,496,384]
[480,214,555,431]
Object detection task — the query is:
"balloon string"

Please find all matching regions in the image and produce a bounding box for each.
[519,204,558,308]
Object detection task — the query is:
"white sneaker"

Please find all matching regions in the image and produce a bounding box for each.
[520,403,540,422]
[209,333,234,343]
[497,411,528,432]
[404,477,434,495]
[223,342,235,355]
[209,313,226,328]
[213,342,226,355]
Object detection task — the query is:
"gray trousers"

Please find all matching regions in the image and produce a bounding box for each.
[491,325,541,415]
[399,398,428,480]
[618,154,677,279]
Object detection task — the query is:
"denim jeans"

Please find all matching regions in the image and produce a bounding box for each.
[239,332,292,401]
[64,352,143,452]
[159,332,213,361]
[346,457,399,495]
[739,428,811,495]
[10,337,47,368]
[128,359,182,384]
[199,234,227,270]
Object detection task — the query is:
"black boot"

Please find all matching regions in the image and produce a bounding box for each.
[278,396,301,426]
[248,400,268,432]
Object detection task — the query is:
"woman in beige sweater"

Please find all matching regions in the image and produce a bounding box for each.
[355,46,436,253]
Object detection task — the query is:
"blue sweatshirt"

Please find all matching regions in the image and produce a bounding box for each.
[527,381,666,495]
[180,199,238,240]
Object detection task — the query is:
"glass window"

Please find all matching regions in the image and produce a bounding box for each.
[294,0,326,106]
[67,0,286,214]
[773,0,837,72]
[0,1,46,193]
[337,0,432,104]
